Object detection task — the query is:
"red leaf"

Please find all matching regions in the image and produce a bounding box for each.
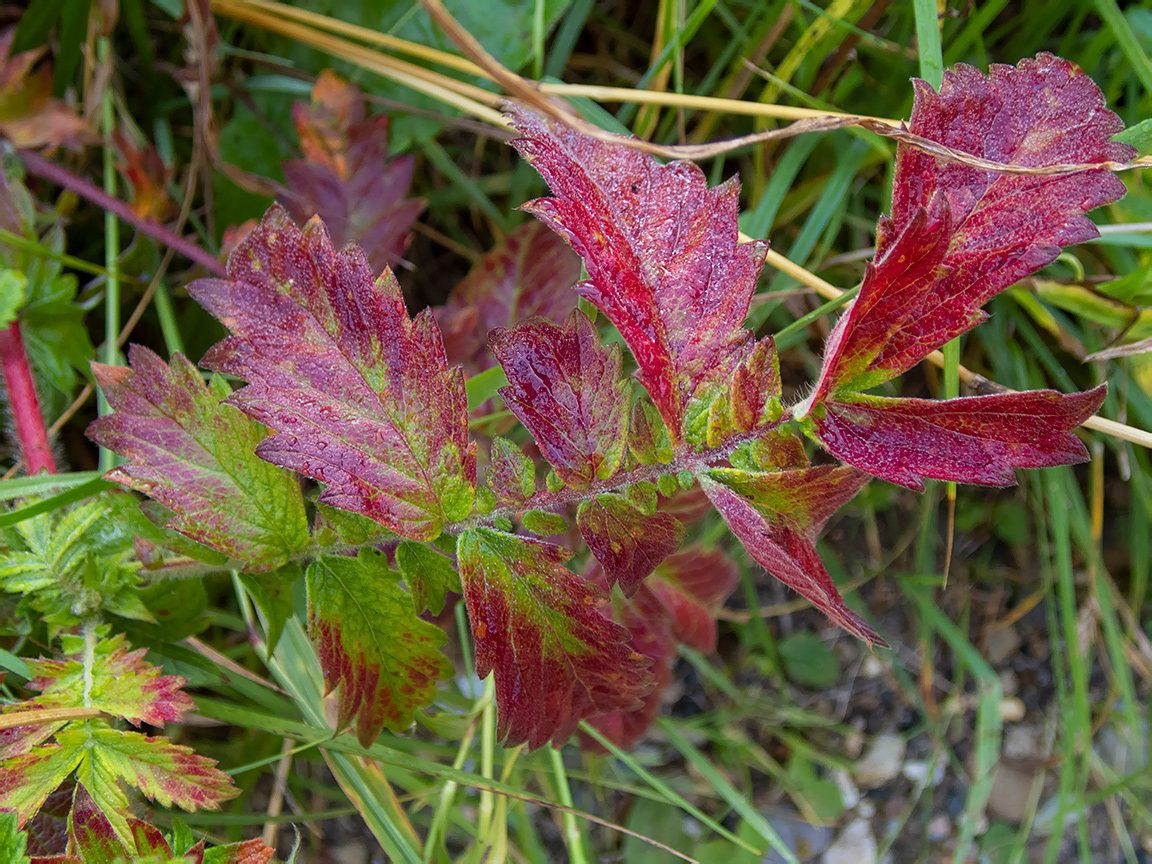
[700,476,883,646]
[88,347,310,570]
[202,838,276,864]
[113,132,175,222]
[491,311,631,488]
[281,72,425,273]
[457,528,653,749]
[508,105,771,444]
[576,495,685,596]
[803,387,1105,489]
[806,54,1133,401]
[437,221,581,372]
[646,546,740,654]
[307,551,453,746]
[0,34,91,150]
[190,205,477,541]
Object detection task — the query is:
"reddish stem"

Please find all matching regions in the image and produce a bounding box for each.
[19,149,226,277]
[0,321,56,474]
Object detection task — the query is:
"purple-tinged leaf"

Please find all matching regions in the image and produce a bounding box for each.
[437,221,581,372]
[576,495,685,596]
[700,476,883,646]
[805,54,1134,401]
[190,205,477,541]
[491,310,630,488]
[507,105,770,443]
[802,387,1105,489]
[628,401,673,466]
[307,550,452,746]
[67,784,126,864]
[487,437,536,505]
[281,71,425,273]
[23,633,194,729]
[87,347,310,570]
[707,465,872,538]
[457,528,653,749]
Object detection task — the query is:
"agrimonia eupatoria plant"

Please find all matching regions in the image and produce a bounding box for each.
[0,52,1134,846]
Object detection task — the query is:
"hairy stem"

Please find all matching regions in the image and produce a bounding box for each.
[0,321,56,474]
[19,150,226,277]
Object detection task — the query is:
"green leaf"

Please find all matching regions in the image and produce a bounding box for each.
[306,550,453,746]
[0,811,30,864]
[521,509,568,536]
[395,541,461,616]
[779,632,841,689]
[1114,117,1152,156]
[0,270,26,327]
[239,563,302,654]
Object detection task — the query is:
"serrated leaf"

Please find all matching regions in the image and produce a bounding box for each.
[491,310,630,488]
[395,540,461,616]
[521,510,568,536]
[190,205,476,541]
[576,495,685,597]
[802,387,1105,490]
[457,527,653,749]
[0,269,26,327]
[88,347,309,571]
[281,72,424,274]
[67,784,128,864]
[438,221,581,372]
[804,54,1133,402]
[0,741,84,827]
[508,105,772,444]
[306,550,452,746]
[700,475,883,646]
[201,838,275,864]
[69,720,238,837]
[486,437,535,505]
[23,633,194,727]
[0,811,30,864]
[645,545,740,654]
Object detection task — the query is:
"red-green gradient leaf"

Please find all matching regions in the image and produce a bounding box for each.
[457,528,653,749]
[67,784,128,864]
[700,475,883,646]
[190,205,477,541]
[507,105,770,443]
[87,347,309,570]
[802,387,1105,490]
[23,633,194,728]
[487,437,536,505]
[576,495,685,596]
[806,54,1133,401]
[70,721,238,817]
[201,838,276,864]
[0,742,84,827]
[307,550,452,746]
[437,221,581,372]
[491,310,630,488]
[281,72,424,273]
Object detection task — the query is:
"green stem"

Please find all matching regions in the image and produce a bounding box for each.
[99,36,119,474]
[549,747,588,864]
[773,284,860,343]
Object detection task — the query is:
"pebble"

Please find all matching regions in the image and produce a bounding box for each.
[984,625,1021,664]
[1004,725,1046,760]
[927,814,950,841]
[854,733,906,788]
[987,763,1036,822]
[999,697,1026,722]
[330,842,368,864]
[832,769,860,809]
[822,819,877,864]
[861,653,885,678]
[901,759,944,787]
[999,669,1019,697]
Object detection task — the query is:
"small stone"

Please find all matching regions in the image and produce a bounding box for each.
[999,669,1019,696]
[984,626,1021,664]
[822,819,877,864]
[844,728,865,758]
[861,653,885,678]
[927,815,950,841]
[832,769,859,809]
[854,733,906,788]
[330,842,368,864]
[999,697,1026,722]
[1004,725,1046,760]
[987,764,1036,822]
[901,759,944,787]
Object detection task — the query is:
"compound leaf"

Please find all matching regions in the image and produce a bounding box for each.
[802,387,1106,489]
[491,310,630,488]
[88,347,309,571]
[700,474,882,646]
[508,105,772,444]
[306,550,452,746]
[437,221,581,372]
[191,205,476,541]
[457,527,652,749]
[486,437,536,506]
[281,71,425,274]
[806,54,1133,400]
[395,540,462,616]
[576,495,685,596]
[645,545,741,654]
[0,741,84,827]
